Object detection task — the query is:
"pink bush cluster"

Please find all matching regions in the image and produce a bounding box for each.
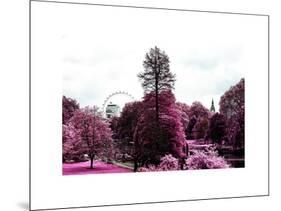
[185,150,230,170]
[158,154,179,171]
[138,165,159,172]
[138,150,229,172]
[138,154,179,172]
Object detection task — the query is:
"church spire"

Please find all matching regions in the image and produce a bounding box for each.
[210,98,215,112]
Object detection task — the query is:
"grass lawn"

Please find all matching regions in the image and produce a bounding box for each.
[63,160,133,175]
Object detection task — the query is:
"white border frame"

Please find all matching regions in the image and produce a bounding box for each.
[30,1,270,210]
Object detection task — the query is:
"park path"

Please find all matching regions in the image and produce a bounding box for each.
[63,160,132,175]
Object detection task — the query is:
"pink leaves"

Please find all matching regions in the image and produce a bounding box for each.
[138,154,180,172]
[63,106,113,164]
[62,96,79,124]
[186,149,230,170]
[207,113,227,144]
[219,78,245,149]
[219,78,244,119]
[137,90,186,161]
[138,149,230,172]
[158,154,179,171]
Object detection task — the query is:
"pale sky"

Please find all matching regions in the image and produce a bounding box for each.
[32,2,265,112]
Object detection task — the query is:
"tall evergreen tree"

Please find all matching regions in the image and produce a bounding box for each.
[138,46,176,123]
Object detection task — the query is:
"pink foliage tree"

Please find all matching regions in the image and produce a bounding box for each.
[186,101,210,139]
[219,78,244,119]
[219,78,245,149]
[135,90,186,168]
[193,117,209,140]
[113,101,143,165]
[138,46,176,123]
[207,113,227,145]
[62,96,79,124]
[116,101,143,142]
[63,123,84,162]
[176,102,190,135]
[69,107,113,169]
[189,101,210,119]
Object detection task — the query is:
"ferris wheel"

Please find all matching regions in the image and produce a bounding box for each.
[101,91,135,117]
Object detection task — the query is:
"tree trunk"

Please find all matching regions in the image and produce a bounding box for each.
[180,158,184,170]
[90,156,94,169]
[154,72,162,161]
[133,160,138,172]
[186,143,189,157]
[155,78,159,123]
[133,125,139,172]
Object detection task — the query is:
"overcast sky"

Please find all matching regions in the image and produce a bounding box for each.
[32,3,265,112]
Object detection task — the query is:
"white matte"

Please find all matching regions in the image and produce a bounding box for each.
[31,2,268,210]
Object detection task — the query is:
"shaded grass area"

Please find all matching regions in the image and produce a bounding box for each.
[111,160,134,170]
[63,160,132,175]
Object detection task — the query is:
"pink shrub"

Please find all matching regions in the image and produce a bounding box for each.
[158,154,179,171]
[138,154,179,172]
[138,165,160,172]
[186,150,230,170]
